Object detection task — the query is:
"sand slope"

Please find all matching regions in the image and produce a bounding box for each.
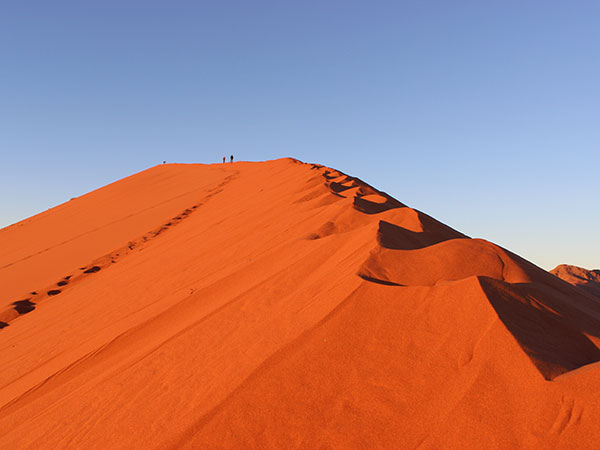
[1,158,600,449]
[551,264,600,299]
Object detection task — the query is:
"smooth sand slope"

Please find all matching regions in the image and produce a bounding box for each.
[1,158,600,449]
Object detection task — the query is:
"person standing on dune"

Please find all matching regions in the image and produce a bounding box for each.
[222,156,225,163]
[230,155,234,163]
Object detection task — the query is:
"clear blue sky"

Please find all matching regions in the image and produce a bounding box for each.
[2,1,598,270]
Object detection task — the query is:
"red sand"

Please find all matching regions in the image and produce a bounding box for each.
[551,264,600,300]
[1,158,600,449]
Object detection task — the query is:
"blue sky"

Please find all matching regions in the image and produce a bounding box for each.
[1,1,598,270]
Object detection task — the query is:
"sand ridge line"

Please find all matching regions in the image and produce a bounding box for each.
[0,172,239,330]
[5,159,600,448]
[322,168,405,214]
[313,162,600,381]
[303,166,412,242]
[354,231,600,379]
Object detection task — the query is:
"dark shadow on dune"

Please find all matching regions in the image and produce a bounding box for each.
[328,182,354,194]
[479,277,600,380]
[511,281,600,343]
[377,220,462,251]
[576,281,600,299]
[0,321,9,329]
[358,274,403,286]
[319,168,409,215]
[13,299,36,315]
[57,280,68,287]
[491,249,600,342]
[47,290,61,296]
[353,195,403,215]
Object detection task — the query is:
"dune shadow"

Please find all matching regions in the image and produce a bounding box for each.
[328,182,354,194]
[0,321,9,329]
[358,273,403,286]
[507,271,600,342]
[353,195,403,215]
[479,277,600,380]
[319,168,406,215]
[576,280,600,299]
[377,220,461,251]
[322,170,338,180]
[83,266,101,274]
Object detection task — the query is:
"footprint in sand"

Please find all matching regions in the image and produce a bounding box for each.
[13,299,36,314]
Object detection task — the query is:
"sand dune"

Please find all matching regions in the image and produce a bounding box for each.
[551,264,600,299]
[1,158,600,449]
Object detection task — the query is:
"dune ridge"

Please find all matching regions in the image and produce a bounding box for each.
[1,158,600,449]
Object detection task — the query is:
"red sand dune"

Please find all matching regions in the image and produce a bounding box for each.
[1,158,600,449]
[551,264,600,300]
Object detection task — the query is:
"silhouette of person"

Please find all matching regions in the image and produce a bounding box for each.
[222,156,225,163]
[230,155,234,163]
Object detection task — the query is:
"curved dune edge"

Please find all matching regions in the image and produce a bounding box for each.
[1,158,600,449]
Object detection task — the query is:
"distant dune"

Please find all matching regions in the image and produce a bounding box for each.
[2,158,600,449]
[551,264,600,299]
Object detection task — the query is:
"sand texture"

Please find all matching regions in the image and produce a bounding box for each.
[2,158,600,449]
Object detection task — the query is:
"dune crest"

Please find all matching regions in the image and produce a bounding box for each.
[1,158,600,449]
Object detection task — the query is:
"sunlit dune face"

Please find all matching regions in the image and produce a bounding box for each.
[1,158,600,449]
